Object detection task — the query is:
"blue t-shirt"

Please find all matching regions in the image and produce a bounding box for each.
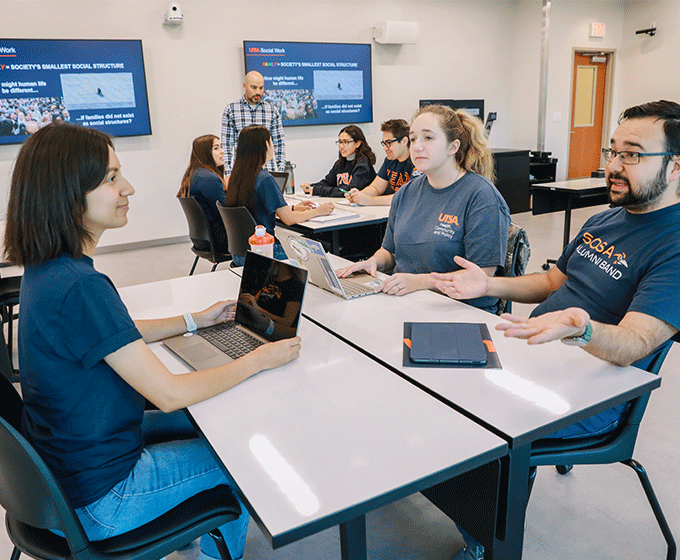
[376,156,421,195]
[254,168,287,236]
[190,168,228,251]
[382,172,510,311]
[532,203,680,369]
[19,255,144,508]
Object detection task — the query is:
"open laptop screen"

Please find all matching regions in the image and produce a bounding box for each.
[235,252,307,341]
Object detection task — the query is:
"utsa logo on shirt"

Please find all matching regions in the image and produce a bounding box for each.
[576,231,629,279]
[336,173,351,186]
[438,213,459,226]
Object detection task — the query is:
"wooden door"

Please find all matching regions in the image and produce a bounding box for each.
[568,52,608,178]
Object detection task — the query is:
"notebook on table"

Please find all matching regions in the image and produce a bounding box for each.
[409,322,488,365]
[163,252,308,370]
[281,233,379,300]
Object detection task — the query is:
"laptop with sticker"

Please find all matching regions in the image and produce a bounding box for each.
[281,233,379,300]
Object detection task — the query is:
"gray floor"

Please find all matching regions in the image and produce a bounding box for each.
[2,204,678,559]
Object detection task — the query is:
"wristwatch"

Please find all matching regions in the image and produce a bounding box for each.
[561,322,592,347]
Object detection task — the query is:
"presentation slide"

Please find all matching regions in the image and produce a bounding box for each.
[244,41,372,128]
[0,39,152,145]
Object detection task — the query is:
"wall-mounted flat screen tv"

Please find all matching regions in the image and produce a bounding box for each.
[0,39,152,145]
[243,41,372,127]
[419,99,485,122]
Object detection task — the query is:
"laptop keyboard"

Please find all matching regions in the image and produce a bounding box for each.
[198,323,264,359]
[339,278,373,296]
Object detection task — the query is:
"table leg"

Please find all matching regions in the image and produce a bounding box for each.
[492,444,531,560]
[562,196,574,249]
[331,230,340,255]
[339,516,367,560]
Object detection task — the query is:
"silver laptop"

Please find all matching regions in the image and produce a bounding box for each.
[163,252,308,370]
[270,171,289,193]
[281,233,379,300]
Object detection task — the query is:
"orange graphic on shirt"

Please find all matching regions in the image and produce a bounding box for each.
[438,213,459,226]
[337,173,351,186]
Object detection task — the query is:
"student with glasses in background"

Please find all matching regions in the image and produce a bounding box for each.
[346,119,422,206]
[300,124,376,197]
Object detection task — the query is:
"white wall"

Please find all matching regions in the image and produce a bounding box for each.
[619,1,680,110]
[1,0,674,247]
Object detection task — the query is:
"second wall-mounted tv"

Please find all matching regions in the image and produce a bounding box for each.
[419,99,485,122]
[1,38,152,146]
[244,41,372,128]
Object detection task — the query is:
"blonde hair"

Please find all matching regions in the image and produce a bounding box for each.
[412,105,495,183]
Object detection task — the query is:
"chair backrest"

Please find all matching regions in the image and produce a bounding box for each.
[178,197,215,253]
[0,377,90,552]
[496,222,531,315]
[216,203,257,258]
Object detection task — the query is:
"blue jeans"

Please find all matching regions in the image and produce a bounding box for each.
[75,412,249,560]
[232,241,287,267]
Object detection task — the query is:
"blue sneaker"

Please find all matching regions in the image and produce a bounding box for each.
[452,539,484,560]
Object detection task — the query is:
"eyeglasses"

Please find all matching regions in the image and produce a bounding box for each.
[335,139,355,146]
[602,148,679,165]
[380,137,404,148]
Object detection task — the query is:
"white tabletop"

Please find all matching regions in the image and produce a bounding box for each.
[298,254,660,447]
[531,177,606,192]
[282,195,390,232]
[118,271,507,548]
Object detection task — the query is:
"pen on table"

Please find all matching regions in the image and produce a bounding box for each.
[339,187,349,194]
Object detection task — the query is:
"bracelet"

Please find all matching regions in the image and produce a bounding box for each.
[183,313,197,333]
[291,204,295,211]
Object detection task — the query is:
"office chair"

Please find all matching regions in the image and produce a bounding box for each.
[178,197,232,275]
[0,275,21,382]
[496,222,530,315]
[0,372,241,560]
[216,203,257,267]
[528,344,676,560]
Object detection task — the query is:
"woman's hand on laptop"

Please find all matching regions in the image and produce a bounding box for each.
[336,258,378,279]
[249,337,302,370]
[194,300,236,329]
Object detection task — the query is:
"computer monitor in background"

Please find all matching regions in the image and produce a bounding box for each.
[0,38,152,146]
[244,41,373,128]
[419,99,485,123]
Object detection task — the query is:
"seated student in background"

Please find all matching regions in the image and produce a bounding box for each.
[300,124,377,197]
[5,123,303,560]
[434,99,680,560]
[346,119,421,206]
[176,134,229,252]
[338,104,510,313]
[225,124,334,265]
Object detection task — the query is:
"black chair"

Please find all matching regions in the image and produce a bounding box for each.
[496,223,530,315]
[178,197,231,275]
[0,373,240,560]
[528,344,676,560]
[215,204,257,267]
[0,275,21,382]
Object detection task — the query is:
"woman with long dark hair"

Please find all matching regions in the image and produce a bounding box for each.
[5,123,301,560]
[177,134,229,251]
[225,124,333,263]
[300,124,377,197]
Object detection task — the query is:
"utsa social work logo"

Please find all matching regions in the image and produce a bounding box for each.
[576,231,628,279]
[438,213,459,226]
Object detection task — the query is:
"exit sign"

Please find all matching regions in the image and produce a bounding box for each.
[590,22,605,37]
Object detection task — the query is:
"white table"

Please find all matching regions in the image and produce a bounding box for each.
[118,271,507,559]
[290,254,661,559]
[278,195,390,256]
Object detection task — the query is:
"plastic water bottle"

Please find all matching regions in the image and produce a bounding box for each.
[248,225,275,258]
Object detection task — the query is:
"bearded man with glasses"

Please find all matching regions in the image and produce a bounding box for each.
[433,99,680,440]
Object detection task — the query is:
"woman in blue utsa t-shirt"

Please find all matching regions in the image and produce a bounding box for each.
[4,123,302,560]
